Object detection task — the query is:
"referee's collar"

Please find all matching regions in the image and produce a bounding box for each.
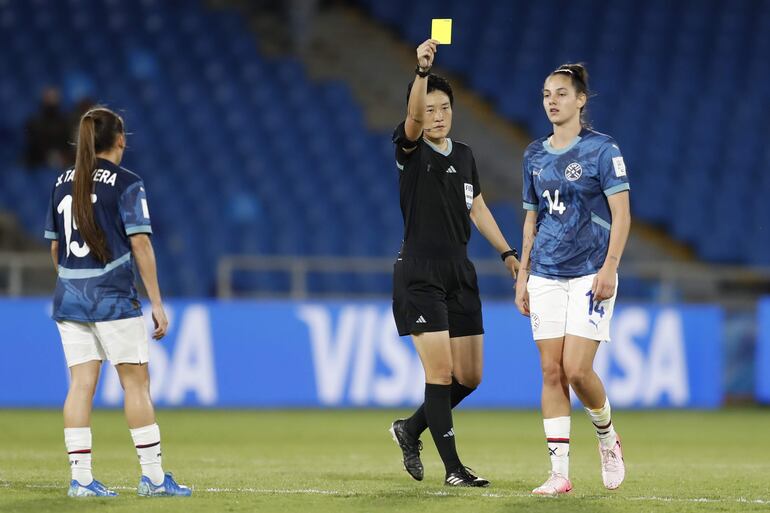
[424,137,453,156]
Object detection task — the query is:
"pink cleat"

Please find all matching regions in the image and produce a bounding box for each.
[599,434,625,490]
[531,472,573,496]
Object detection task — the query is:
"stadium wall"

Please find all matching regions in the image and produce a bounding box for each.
[0,299,722,408]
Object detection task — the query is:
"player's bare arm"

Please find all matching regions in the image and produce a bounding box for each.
[50,241,58,273]
[592,191,630,302]
[130,234,168,340]
[403,39,439,147]
[470,193,519,278]
[515,210,537,316]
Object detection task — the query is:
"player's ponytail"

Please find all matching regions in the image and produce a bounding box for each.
[552,63,591,127]
[73,107,123,264]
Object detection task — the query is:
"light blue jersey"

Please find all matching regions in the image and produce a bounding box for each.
[44,159,152,322]
[522,129,630,278]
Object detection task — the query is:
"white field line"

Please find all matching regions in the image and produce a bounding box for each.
[17,483,770,504]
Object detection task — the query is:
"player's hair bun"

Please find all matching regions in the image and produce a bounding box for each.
[554,63,589,89]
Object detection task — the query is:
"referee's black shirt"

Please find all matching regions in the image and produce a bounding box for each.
[393,122,481,259]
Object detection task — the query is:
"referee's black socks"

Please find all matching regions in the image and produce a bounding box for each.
[406,377,476,438]
[423,383,462,473]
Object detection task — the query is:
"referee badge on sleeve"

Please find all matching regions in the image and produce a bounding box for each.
[464,183,474,209]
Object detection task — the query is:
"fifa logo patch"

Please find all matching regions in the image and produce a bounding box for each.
[565,162,582,181]
[612,156,627,177]
[464,183,473,209]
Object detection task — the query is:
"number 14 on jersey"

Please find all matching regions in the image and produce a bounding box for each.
[542,189,566,215]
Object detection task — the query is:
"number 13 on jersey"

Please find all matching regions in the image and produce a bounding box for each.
[57,193,96,258]
[542,189,566,215]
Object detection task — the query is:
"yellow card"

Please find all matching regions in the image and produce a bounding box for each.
[431,18,452,44]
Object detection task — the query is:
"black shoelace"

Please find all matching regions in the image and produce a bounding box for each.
[406,439,423,454]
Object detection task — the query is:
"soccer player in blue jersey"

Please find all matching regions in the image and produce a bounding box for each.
[45,107,190,497]
[514,64,630,495]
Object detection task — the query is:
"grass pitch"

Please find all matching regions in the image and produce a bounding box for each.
[1,409,769,512]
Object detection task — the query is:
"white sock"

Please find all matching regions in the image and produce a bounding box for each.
[543,416,570,478]
[64,427,93,485]
[130,423,164,485]
[586,397,618,449]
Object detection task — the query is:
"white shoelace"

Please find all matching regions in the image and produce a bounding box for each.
[601,447,621,472]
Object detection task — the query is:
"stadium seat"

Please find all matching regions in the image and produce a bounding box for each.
[7,0,766,301]
[359,0,770,269]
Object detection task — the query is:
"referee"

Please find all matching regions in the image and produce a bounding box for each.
[388,39,519,487]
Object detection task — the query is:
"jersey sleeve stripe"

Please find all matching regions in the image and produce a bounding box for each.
[591,212,611,231]
[57,251,132,279]
[44,230,58,240]
[523,201,538,211]
[125,225,153,235]
[603,183,630,196]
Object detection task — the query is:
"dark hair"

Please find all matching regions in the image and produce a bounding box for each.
[550,63,591,126]
[406,74,454,106]
[73,107,124,264]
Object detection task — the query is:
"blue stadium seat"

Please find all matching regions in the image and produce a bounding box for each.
[360,0,768,269]
[3,0,767,298]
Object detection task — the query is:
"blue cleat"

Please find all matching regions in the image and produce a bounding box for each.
[67,479,118,497]
[137,472,192,497]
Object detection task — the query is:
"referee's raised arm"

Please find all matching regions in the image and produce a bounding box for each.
[404,39,440,144]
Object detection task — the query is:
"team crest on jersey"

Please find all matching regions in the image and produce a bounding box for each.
[565,162,582,181]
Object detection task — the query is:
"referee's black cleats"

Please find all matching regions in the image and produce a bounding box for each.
[444,466,490,487]
[389,419,424,481]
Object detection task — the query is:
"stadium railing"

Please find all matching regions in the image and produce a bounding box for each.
[0,251,55,296]
[216,255,770,305]
[3,250,769,306]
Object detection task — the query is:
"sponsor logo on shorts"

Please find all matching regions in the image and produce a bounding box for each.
[416,315,427,324]
[565,162,582,181]
[531,313,540,331]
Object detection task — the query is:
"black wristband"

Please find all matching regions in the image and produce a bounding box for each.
[501,249,519,262]
[415,65,431,78]
[392,122,419,149]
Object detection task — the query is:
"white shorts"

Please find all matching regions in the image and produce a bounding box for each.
[57,316,150,367]
[527,273,618,342]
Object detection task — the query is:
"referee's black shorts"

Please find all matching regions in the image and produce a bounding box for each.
[392,251,484,338]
